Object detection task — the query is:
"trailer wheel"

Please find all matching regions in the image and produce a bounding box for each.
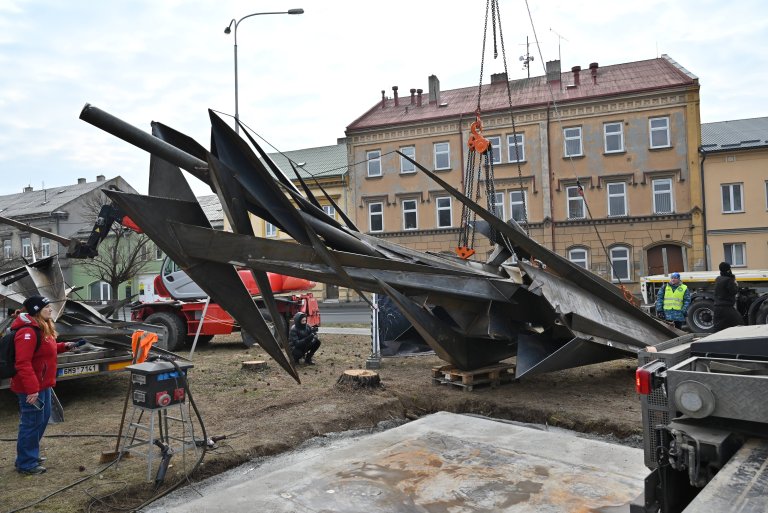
[687,300,715,333]
[145,312,186,352]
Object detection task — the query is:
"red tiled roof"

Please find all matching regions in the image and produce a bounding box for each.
[347,55,698,132]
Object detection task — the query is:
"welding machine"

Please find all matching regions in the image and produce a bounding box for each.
[127,360,194,409]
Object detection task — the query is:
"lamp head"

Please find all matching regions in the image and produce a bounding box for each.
[224,19,234,34]
[287,8,304,14]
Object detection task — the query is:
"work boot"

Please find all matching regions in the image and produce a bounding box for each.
[18,465,46,475]
[305,358,315,365]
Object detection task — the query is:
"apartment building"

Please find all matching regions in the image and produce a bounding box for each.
[346,55,704,290]
[701,117,768,269]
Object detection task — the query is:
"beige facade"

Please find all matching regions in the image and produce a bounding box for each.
[701,146,768,269]
[347,57,704,293]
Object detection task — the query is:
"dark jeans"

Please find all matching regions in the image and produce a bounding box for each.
[713,305,742,332]
[291,336,321,363]
[16,387,51,471]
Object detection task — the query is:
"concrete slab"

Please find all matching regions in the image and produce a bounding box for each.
[151,412,646,512]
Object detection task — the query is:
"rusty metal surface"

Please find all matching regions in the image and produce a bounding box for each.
[152,412,646,513]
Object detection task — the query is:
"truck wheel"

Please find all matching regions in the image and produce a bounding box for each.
[687,300,715,333]
[145,312,187,352]
[756,302,768,325]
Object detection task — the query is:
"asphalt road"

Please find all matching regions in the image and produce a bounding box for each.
[318,302,372,325]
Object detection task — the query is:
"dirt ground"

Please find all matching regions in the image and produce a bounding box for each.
[0,331,643,513]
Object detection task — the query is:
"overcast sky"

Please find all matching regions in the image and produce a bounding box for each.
[1,0,766,197]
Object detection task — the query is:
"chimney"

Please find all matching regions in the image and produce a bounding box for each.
[589,62,599,84]
[416,88,423,107]
[392,86,399,106]
[546,60,561,83]
[571,66,581,86]
[381,90,386,109]
[23,186,33,193]
[96,174,105,182]
[77,178,86,184]
[428,75,440,104]
[410,88,416,105]
[490,72,508,85]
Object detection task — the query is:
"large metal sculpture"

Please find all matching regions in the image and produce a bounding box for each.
[79,104,679,382]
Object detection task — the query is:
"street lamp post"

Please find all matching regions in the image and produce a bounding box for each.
[225,9,304,134]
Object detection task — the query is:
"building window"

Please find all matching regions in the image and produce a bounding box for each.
[434,142,450,170]
[724,243,746,267]
[607,182,627,217]
[652,178,674,214]
[400,146,415,174]
[604,122,624,153]
[507,133,525,163]
[368,202,383,232]
[322,205,336,219]
[402,199,418,230]
[41,237,50,258]
[366,150,382,177]
[566,186,585,219]
[649,117,670,148]
[564,127,582,157]
[155,244,163,260]
[487,136,501,164]
[568,247,589,269]
[436,197,452,228]
[721,183,744,213]
[3,239,10,260]
[610,246,631,281]
[492,192,505,220]
[510,190,527,222]
[89,280,112,302]
[21,236,31,258]
[265,222,277,237]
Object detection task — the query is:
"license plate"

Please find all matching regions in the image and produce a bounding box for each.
[58,364,99,377]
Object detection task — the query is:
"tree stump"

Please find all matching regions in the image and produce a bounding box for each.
[336,369,381,389]
[241,360,267,371]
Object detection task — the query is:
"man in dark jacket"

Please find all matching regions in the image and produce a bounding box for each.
[713,261,742,331]
[288,312,320,365]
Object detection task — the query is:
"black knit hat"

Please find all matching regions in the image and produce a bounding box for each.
[23,295,50,314]
[719,261,731,274]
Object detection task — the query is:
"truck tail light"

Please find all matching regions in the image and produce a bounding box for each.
[636,368,652,395]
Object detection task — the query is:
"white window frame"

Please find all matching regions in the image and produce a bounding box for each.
[402,199,418,231]
[368,202,384,233]
[724,243,746,267]
[434,142,450,170]
[436,196,452,228]
[604,122,624,153]
[41,237,50,258]
[366,150,382,177]
[265,221,277,237]
[2,239,10,259]
[509,190,528,223]
[649,116,671,148]
[322,205,336,219]
[609,246,631,282]
[507,133,525,163]
[492,192,505,220]
[564,127,583,157]
[400,146,416,174]
[487,136,501,164]
[607,182,627,217]
[721,183,744,213]
[21,236,31,258]
[568,247,589,269]
[566,186,585,219]
[652,178,674,214]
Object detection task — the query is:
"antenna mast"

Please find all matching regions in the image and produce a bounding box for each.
[519,36,534,78]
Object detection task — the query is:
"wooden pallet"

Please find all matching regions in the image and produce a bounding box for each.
[431,362,516,392]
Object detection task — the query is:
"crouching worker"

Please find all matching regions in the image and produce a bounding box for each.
[288,312,320,365]
[11,296,78,475]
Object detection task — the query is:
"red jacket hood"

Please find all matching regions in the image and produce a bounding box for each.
[11,313,41,331]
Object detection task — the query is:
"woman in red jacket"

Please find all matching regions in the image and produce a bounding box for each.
[11,295,76,475]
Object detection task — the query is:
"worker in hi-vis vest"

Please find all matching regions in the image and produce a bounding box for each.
[655,272,691,329]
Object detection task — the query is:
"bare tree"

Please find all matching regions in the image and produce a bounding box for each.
[77,193,153,300]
